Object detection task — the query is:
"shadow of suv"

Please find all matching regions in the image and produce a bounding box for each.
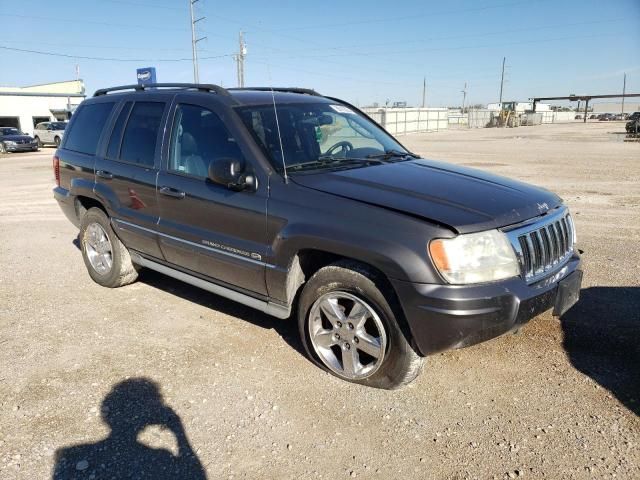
[53,83,582,389]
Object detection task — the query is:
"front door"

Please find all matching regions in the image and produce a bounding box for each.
[156,96,268,296]
[94,98,169,260]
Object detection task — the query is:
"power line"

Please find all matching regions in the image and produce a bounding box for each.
[0,45,234,63]
[253,0,544,31]
[248,17,625,55]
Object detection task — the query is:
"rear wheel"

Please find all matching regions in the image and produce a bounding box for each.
[0,142,6,154]
[34,136,43,148]
[298,261,423,389]
[79,207,138,288]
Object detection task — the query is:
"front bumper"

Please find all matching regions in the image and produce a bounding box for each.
[392,253,582,356]
[3,142,38,152]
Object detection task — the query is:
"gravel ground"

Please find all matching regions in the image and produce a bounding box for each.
[0,122,638,479]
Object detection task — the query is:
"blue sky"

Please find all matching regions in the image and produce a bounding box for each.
[0,0,638,107]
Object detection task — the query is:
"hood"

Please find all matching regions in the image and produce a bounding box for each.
[1,134,33,142]
[291,158,562,234]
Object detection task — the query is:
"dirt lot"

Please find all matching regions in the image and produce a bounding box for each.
[1,122,638,479]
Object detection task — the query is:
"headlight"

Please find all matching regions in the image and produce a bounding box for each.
[5,141,16,145]
[429,230,519,284]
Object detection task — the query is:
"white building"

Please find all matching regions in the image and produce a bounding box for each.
[0,80,86,135]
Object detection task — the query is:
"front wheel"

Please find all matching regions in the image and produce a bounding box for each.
[34,136,43,148]
[54,136,61,147]
[0,142,6,154]
[79,207,139,288]
[298,261,423,389]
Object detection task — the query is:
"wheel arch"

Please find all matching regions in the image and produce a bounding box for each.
[280,248,416,346]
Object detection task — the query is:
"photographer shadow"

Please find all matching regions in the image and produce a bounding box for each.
[52,378,206,479]
[561,286,640,416]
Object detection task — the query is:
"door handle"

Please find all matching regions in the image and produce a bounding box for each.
[159,186,186,199]
[96,170,113,180]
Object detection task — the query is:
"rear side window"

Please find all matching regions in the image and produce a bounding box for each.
[64,102,115,155]
[119,102,165,167]
[106,101,133,159]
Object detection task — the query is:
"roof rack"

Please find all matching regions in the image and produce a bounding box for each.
[227,87,322,97]
[93,83,230,97]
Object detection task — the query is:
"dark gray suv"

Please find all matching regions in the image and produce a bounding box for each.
[53,83,582,389]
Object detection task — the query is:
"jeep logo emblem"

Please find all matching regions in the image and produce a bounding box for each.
[537,202,549,212]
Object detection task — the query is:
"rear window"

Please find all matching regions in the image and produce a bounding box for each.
[64,102,115,155]
[119,102,165,167]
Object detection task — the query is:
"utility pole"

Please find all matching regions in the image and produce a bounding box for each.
[422,76,426,108]
[622,72,626,114]
[498,56,506,107]
[189,0,206,83]
[235,31,247,88]
[461,81,467,112]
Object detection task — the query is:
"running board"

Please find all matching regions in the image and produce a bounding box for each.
[130,252,291,319]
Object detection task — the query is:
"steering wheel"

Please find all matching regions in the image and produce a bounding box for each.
[324,141,354,157]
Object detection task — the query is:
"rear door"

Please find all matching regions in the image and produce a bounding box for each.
[94,95,170,260]
[155,95,269,295]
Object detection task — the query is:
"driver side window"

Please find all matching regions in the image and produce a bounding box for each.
[169,104,243,178]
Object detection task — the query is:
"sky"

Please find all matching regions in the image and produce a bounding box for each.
[0,0,639,107]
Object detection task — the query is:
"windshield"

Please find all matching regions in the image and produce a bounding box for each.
[50,122,67,130]
[236,102,408,172]
[0,127,22,136]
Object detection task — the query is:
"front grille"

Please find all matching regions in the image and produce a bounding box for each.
[505,208,575,283]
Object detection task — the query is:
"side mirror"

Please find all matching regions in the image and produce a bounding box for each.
[208,157,257,192]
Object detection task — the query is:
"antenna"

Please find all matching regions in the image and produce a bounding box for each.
[266,64,288,183]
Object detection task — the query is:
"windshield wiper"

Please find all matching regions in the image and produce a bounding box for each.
[366,149,420,160]
[288,157,385,172]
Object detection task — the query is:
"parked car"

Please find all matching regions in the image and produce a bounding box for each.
[625,112,640,133]
[598,113,614,121]
[0,127,38,153]
[53,83,582,389]
[589,114,598,119]
[33,121,67,147]
[613,113,628,121]
[575,114,583,120]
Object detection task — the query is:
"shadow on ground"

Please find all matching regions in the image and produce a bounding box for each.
[52,378,206,479]
[561,287,640,416]
[139,269,305,358]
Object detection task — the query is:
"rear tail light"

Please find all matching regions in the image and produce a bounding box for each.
[53,155,60,186]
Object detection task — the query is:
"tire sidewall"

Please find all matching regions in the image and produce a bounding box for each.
[79,208,124,287]
[298,265,417,389]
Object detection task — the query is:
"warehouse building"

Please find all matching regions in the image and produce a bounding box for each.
[0,80,86,136]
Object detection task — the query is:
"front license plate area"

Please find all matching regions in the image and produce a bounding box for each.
[553,270,583,317]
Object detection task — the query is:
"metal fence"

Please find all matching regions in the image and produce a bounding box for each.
[362,107,448,135]
[467,109,493,128]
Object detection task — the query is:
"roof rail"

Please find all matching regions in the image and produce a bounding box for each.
[93,83,230,97]
[227,87,322,97]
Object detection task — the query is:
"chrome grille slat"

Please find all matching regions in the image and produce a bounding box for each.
[505,208,575,283]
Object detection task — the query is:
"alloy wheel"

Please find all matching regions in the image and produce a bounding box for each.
[308,291,387,380]
[84,223,113,275]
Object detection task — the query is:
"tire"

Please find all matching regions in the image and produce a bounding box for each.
[34,136,43,148]
[0,142,6,154]
[298,261,423,389]
[79,207,138,288]
[54,136,61,147]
